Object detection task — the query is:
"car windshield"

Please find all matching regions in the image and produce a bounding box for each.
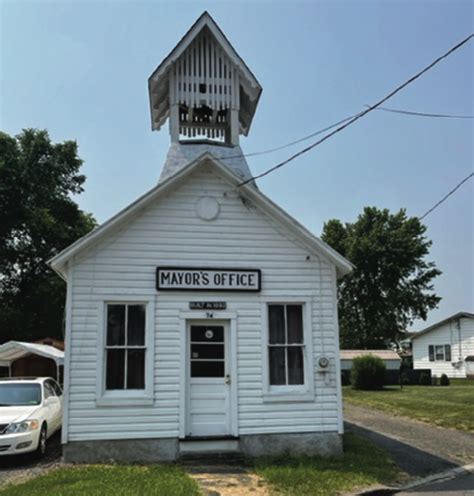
[0,383,42,406]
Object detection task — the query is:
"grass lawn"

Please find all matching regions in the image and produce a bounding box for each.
[0,464,200,496]
[344,380,474,432]
[1,434,400,496]
[253,433,402,496]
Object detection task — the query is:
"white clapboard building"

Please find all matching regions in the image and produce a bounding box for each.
[412,312,474,378]
[50,12,352,462]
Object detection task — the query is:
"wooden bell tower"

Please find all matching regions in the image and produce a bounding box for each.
[148,12,262,147]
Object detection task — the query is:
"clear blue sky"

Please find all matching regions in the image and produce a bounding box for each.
[1,0,472,331]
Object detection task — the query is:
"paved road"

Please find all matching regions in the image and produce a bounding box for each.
[398,471,474,495]
[345,403,474,494]
[0,431,62,488]
[345,403,474,472]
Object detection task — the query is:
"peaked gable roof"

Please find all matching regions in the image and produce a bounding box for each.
[411,312,474,340]
[49,153,353,279]
[148,11,262,135]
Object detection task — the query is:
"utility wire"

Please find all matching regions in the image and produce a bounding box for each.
[235,33,474,188]
[222,111,363,160]
[371,106,474,119]
[221,105,472,163]
[419,172,474,220]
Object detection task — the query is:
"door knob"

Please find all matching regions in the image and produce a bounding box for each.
[224,374,231,385]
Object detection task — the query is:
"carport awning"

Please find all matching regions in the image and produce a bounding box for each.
[0,341,64,367]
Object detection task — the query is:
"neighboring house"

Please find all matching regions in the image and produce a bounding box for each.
[340,350,401,384]
[48,12,352,463]
[0,340,65,382]
[412,312,474,378]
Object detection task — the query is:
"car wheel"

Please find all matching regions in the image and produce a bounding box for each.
[35,425,47,459]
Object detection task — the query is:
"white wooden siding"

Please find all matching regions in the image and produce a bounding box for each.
[66,164,341,442]
[412,317,474,378]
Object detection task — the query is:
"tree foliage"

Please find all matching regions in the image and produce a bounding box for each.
[0,129,96,343]
[322,207,441,349]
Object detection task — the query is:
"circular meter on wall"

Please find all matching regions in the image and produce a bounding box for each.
[318,357,330,369]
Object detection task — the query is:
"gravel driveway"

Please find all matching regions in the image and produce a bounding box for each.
[345,403,474,478]
[0,431,62,489]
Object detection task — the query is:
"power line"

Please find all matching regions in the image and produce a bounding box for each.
[236,33,474,188]
[419,172,474,220]
[222,111,363,160]
[372,106,474,119]
[221,105,472,164]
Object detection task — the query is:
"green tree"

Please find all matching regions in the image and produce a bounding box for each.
[322,207,441,349]
[0,129,96,343]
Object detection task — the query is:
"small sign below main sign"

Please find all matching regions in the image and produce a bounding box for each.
[156,267,261,292]
[190,302,227,310]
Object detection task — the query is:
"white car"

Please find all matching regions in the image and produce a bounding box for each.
[0,377,62,457]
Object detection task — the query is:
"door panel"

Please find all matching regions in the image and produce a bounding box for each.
[187,323,231,437]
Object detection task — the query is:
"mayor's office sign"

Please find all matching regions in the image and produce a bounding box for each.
[156,267,261,292]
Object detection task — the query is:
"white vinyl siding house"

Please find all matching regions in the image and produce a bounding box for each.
[412,313,474,378]
[52,159,351,461]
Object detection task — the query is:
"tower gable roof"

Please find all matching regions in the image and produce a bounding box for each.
[148,11,262,135]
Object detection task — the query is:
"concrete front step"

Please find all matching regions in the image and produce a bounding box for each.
[179,438,244,463]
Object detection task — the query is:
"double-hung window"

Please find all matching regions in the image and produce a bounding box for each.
[105,303,146,390]
[268,304,305,386]
[428,344,451,362]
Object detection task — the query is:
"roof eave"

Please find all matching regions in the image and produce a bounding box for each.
[411,311,474,340]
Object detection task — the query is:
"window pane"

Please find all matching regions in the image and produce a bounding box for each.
[44,383,54,399]
[288,347,304,385]
[445,345,451,362]
[435,345,444,361]
[191,361,224,377]
[127,305,145,346]
[269,347,286,385]
[191,344,224,360]
[107,305,125,346]
[287,305,303,343]
[191,326,224,342]
[127,349,145,389]
[269,305,285,344]
[106,349,125,389]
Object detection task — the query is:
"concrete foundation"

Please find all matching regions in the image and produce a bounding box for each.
[63,432,342,463]
[63,438,179,463]
[239,432,343,457]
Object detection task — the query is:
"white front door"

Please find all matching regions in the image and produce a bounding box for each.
[186,321,231,437]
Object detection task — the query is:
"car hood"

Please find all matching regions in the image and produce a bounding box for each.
[0,405,40,424]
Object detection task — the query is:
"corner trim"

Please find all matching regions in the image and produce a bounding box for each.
[61,260,73,444]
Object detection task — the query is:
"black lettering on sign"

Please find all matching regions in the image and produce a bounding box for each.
[156,267,261,292]
[189,302,227,310]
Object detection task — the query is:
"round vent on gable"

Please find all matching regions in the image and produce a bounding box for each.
[196,196,220,221]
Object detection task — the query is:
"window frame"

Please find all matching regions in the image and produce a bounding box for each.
[435,345,445,361]
[261,298,314,402]
[429,344,452,362]
[96,296,155,406]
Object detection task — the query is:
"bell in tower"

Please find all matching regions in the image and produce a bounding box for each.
[148,12,262,183]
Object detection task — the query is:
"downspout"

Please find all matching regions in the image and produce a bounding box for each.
[457,318,462,362]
